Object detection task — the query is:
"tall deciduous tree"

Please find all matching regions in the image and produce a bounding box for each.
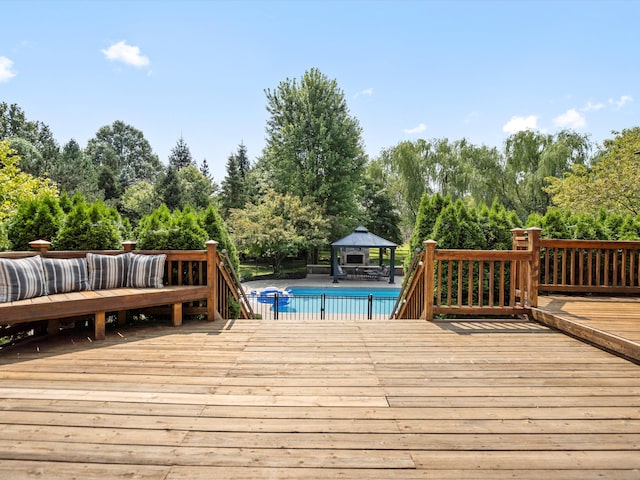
[545,127,640,216]
[220,143,251,217]
[168,135,194,170]
[0,102,60,177]
[260,68,366,240]
[86,120,162,192]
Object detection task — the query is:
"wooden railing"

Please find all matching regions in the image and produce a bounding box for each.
[537,239,640,294]
[219,249,254,319]
[124,240,253,321]
[0,240,253,326]
[393,228,541,320]
[394,227,640,320]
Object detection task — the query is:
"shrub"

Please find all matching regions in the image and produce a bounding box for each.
[7,196,64,250]
[55,198,122,250]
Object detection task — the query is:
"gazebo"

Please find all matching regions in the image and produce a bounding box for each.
[331,226,398,284]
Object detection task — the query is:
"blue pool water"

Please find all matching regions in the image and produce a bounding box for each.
[254,286,400,315]
[287,286,400,297]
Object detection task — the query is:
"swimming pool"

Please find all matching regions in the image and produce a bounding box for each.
[250,286,401,318]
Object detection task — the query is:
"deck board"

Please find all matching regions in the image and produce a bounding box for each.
[0,317,638,479]
[533,295,640,362]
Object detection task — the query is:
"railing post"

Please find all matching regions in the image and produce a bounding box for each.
[511,228,526,250]
[206,240,219,321]
[423,240,437,321]
[29,239,51,254]
[122,240,137,252]
[527,228,541,308]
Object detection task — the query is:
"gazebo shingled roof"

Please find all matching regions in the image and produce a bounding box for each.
[331,225,398,249]
[330,226,397,284]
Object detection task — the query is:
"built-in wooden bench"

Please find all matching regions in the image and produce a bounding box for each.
[0,240,252,342]
[0,285,210,340]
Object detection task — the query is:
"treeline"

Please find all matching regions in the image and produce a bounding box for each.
[2,68,640,270]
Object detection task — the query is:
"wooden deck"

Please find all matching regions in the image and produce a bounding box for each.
[533,295,640,363]
[0,315,639,479]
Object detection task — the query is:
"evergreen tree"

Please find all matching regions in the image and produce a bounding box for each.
[156,167,183,211]
[7,196,64,250]
[200,158,211,179]
[408,193,451,255]
[51,139,100,200]
[135,205,208,250]
[168,135,194,170]
[54,198,122,250]
[199,204,239,270]
[220,143,251,217]
[98,166,120,201]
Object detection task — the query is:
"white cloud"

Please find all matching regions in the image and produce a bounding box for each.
[553,108,586,129]
[101,41,150,68]
[502,115,538,134]
[582,101,605,112]
[609,95,633,110]
[354,87,373,99]
[403,123,427,134]
[0,56,17,82]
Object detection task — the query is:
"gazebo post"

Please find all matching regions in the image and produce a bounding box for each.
[389,247,396,284]
[332,246,339,283]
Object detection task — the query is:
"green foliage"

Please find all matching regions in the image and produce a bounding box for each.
[526,208,640,241]
[168,136,194,170]
[227,294,241,320]
[358,161,402,245]
[0,102,60,177]
[54,197,123,250]
[119,181,161,227]
[50,139,100,200]
[176,166,214,209]
[199,205,239,271]
[220,143,252,217]
[135,205,208,250]
[479,200,520,250]
[229,190,330,275]
[261,68,366,240]
[545,127,640,216]
[7,196,63,250]
[86,120,162,192]
[433,201,486,249]
[408,193,450,255]
[0,140,59,224]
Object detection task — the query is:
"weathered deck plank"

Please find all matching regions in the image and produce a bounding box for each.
[0,317,638,479]
[533,295,640,361]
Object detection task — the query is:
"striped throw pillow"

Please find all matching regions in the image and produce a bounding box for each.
[42,257,89,294]
[0,256,47,303]
[127,254,166,288]
[86,253,130,290]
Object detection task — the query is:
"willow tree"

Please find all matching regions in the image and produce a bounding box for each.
[260,68,366,242]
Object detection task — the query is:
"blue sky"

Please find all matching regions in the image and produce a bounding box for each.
[2,0,638,182]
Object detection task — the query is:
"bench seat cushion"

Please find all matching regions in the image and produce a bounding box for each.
[86,253,129,290]
[127,253,166,288]
[0,256,47,303]
[42,257,89,294]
